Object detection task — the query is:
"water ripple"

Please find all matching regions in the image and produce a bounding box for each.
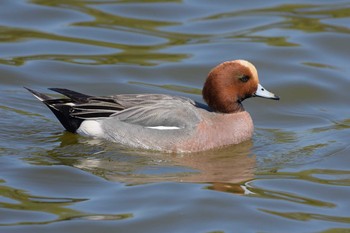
[1,0,350,231]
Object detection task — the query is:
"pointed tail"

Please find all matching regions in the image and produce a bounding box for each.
[25,87,84,133]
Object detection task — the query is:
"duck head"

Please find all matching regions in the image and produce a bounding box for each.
[202,60,279,113]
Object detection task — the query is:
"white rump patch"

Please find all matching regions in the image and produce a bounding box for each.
[77,120,103,137]
[146,126,181,130]
[64,102,75,106]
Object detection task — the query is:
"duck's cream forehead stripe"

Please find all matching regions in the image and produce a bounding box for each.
[235,60,258,79]
[219,60,259,80]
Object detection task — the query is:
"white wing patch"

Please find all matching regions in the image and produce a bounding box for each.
[146,126,181,130]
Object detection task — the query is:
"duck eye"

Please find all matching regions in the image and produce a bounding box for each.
[239,75,250,83]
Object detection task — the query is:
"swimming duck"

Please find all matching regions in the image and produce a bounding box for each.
[26,60,279,153]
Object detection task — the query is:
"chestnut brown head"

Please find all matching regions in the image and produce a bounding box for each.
[202,60,279,113]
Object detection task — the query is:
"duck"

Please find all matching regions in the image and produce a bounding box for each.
[25,60,279,153]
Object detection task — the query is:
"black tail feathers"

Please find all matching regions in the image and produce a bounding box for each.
[25,87,86,133]
[24,87,52,101]
[48,88,91,103]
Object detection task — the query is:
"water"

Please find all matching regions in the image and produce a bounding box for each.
[1,0,350,232]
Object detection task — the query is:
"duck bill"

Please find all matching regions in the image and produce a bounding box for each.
[253,84,280,100]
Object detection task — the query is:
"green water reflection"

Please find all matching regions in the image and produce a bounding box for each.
[0,182,132,226]
[1,1,348,68]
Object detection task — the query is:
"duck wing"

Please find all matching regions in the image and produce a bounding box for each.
[108,98,202,129]
[27,88,202,131]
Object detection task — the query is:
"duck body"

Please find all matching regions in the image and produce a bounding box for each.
[78,101,254,152]
[26,60,279,153]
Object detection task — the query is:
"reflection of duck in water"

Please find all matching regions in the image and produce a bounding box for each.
[47,133,256,194]
[26,60,279,153]
[93,141,256,194]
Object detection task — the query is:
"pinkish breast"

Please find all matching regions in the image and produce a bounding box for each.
[177,111,254,152]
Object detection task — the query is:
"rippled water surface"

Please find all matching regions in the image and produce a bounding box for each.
[1,0,350,232]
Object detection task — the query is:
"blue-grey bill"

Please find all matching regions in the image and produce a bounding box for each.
[254,84,280,100]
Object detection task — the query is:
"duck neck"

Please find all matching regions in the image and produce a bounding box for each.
[219,100,245,113]
[231,101,245,113]
[205,97,245,113]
